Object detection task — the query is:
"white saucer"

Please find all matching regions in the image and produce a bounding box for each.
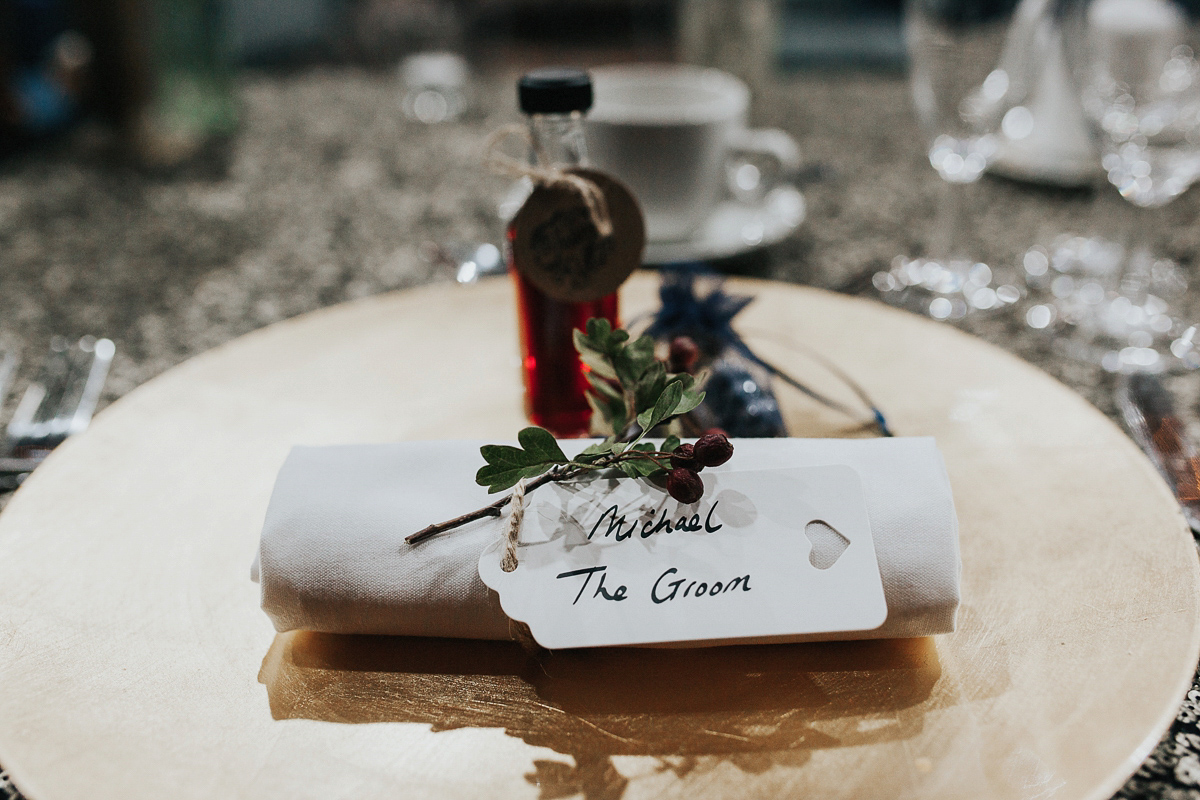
[643,184,806,264]
[498,181,806,266]
[988,147,1099,188]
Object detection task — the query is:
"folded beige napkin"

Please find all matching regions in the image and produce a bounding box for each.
[255,438,960,643]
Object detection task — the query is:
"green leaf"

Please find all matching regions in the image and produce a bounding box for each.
[612,354,637,389]
[616,460,641,479]
[576,438,616,463]
[572,327,590,353]
[610,336,649,389]
[624,453,663,477]
[639,460,666,477]
[578,349,617,380]
[480,444,540,469]
[578,437,620,463]
[585,391,613,434]
[675,389,705,417]
[577,318,628,356]
[661,434,681,453]
[585,317,612,342]
[622,337,657,382]
[586,371,623,400]
[518,427,567,464]
[575,323,605,356]
[669,373,695,391]
[477,428,569,488]
[572,327,598,360]
[627,334,656,366]
[637,379,684,433]
[624,444,663,477]
[585,386,627,434]
[581,438,616,456]
[475,462,552,493]
[609,405,629,434]
[634,361,667,414]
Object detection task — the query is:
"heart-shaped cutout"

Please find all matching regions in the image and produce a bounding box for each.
[805,519,849,570]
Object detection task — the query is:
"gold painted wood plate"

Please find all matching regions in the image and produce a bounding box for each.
[0,274,1195,800]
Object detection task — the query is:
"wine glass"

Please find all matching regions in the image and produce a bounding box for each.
[874,0,1032,319]
[1053,0,1200,371]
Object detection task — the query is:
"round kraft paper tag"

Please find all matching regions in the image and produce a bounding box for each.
[510,167,645,303]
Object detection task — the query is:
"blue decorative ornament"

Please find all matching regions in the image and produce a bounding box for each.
[644,268,892,438]
[700,364,787,438]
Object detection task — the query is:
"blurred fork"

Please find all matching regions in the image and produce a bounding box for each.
[0,348,20,416]
[0,336,115,489]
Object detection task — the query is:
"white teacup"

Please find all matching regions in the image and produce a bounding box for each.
[586,64,801,243]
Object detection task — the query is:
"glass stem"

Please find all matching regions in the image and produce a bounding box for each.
[1116,199,1155,303]
[932,178,975,264]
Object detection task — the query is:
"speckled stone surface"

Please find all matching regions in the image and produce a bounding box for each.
[2,65,1200,799]
[4,68,1200,418]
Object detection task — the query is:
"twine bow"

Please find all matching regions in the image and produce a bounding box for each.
[484,124,613,238]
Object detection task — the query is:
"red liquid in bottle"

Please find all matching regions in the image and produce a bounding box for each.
[511,226,619,437]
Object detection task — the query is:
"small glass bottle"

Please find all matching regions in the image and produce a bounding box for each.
[511,69,619,437]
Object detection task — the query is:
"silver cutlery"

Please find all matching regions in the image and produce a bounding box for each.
[1117,372,1200,535]
[0,336,115,490]
[420,240,506,284]
[0,347,21,416]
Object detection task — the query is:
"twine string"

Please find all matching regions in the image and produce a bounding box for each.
[483,124,613,238]
[500,476,528,573]
[498,475,543,651]
[508,617,542,653]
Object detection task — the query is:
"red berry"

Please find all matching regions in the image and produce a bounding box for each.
[668,336,699,374]
[666,467,704,504]
[693,432,733,467]
[670,442,701,471]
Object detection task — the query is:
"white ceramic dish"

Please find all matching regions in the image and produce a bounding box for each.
[643,184,806,264]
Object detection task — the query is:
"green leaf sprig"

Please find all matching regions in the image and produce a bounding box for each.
[405,319,718,545]
[574,318,705,442]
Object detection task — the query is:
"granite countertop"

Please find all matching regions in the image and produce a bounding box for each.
[4,67,1200,418]
[2,65,1200,799]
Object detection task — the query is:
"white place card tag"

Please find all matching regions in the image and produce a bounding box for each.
[478,466,887,649]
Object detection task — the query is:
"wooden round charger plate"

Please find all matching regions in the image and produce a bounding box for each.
[0,274,1195,800]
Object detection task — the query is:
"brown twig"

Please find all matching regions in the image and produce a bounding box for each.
[405,469,573,545]
[405,449,680,546]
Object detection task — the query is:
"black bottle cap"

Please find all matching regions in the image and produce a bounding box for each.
[518,68,593,115]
